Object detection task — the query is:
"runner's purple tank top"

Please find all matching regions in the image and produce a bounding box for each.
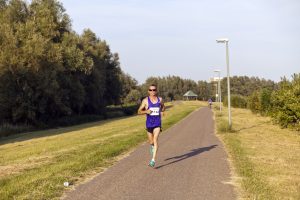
[146,96,161,128]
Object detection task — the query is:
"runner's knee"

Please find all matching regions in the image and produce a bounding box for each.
[148,138,154,144]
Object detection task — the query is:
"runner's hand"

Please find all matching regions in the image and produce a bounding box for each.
[161,112,165,116]
[146,110,152,114]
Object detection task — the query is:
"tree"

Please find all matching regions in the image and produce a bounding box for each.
[0,0,127,125]
[270,74,300,129]
[119,72,138,103]
[124,89,141,104]
[141,76,199,101]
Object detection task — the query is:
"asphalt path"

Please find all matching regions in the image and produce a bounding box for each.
[64,107,236,200]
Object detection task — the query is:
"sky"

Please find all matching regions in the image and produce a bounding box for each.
[60,0,300,84]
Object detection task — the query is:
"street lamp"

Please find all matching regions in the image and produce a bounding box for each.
[215,83,218,102]
[214,70,222,112]
[216,38,231,128]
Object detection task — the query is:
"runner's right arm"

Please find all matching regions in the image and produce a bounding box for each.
[138,98,152,115]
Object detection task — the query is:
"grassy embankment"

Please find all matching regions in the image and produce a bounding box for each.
[0,104,139,138]
[214,106,300,199]
[0,101,205,200]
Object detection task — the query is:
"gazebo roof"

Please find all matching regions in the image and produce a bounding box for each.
[183,90,198,97]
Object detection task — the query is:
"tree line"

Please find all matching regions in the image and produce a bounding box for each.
[0,0,137,126]
[247,74,300,130]
[221,74,299,130]
[0,0,298,132]
[123,75,279,105]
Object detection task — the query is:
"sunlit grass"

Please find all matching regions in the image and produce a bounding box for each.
[0,101,205,200]
[214,106,300,200]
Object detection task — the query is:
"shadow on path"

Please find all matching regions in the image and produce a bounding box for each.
[155,144,217,169]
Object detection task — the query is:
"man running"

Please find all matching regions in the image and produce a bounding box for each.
[208,98,213,109]
[138,84,165,168]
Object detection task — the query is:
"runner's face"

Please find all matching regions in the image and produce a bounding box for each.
[148,87,157,96]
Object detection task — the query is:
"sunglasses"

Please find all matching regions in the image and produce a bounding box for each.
[148,89,157,92]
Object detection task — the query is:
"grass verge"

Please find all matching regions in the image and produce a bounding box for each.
[0,101,205,200]
[0,104,139,138]
[214,106,300,200]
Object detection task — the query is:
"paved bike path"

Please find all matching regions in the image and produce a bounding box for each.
[64,107,236,200]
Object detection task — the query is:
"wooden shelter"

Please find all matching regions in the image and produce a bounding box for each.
[183,90,198,100]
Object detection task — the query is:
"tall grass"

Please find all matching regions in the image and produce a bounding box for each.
[215,106,300,199]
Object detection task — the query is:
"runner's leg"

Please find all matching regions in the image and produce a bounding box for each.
[147,131,154,145]
[147,131,154,155]
[152,127,161,161]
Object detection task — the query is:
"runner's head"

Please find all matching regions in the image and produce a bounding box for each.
[148,84,157,96]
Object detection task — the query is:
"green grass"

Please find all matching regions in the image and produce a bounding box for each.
[214,106,300,200]
[0,104,139,138]
[220,130,275,199]
[0,101,205,200]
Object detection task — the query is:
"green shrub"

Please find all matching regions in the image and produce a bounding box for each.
[247,73,300,130]
[247,90,260,113]
[247,89,272,115]
[223,95,247,108]
[270,74,300,129]
[260,89,272,114]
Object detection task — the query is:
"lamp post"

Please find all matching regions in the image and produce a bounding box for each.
[214,70,222,112]
[216,38,231,128]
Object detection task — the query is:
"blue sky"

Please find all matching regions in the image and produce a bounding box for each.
[60,0,300,84]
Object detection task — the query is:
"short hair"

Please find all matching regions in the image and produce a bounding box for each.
[149,84,157,88]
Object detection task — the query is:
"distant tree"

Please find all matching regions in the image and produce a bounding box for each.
[197,80,212,101]
[124,89,141,104]
[119,72,138,104]
[221,76,277,98]
[141,76,199,101]
[223,95,247,108]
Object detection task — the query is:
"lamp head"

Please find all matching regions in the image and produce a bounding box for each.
[216,38,229,43]
[214,70,221,72]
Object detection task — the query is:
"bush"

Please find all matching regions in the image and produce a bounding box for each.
[260,89,272,114]
[247,89,272,115]
[247,90,260,113]
[270,74,300,129]
[223,95,247,108]
[247,73,300,130]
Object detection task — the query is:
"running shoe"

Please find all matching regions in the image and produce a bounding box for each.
[148,160,155,168]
